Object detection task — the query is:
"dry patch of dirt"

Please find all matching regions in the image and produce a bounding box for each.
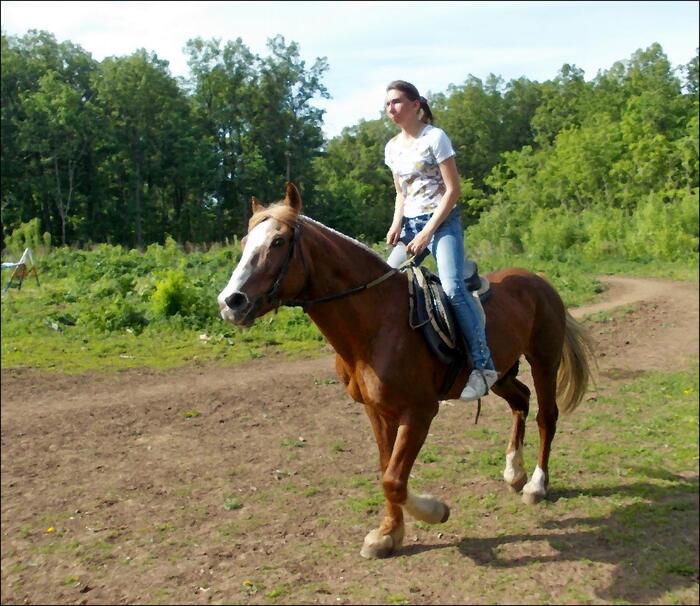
[1,275,697,604]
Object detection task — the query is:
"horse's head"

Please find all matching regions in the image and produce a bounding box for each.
[217,182,304,327]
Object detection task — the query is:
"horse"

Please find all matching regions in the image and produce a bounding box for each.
[217,182,594,559]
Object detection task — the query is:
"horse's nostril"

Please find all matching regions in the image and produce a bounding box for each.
[225,292,247,310]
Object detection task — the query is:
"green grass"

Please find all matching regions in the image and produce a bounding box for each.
[3,243,694,374]
[223,496,243,511]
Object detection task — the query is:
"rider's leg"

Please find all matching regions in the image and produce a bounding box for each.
[386,216,430,268]
[430,210,497,400]
[387,242,408,268]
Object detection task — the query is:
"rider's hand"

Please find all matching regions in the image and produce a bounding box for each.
[386,224,401,247]
[407,229,432,256]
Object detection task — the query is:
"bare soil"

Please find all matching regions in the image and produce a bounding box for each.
[1,275,698,605]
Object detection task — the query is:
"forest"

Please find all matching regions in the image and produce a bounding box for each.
[1,30,698,264]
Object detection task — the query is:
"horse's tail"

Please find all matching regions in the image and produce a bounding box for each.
[557,310,596,414]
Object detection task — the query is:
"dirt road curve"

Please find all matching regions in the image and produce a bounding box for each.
[571,275,698,375]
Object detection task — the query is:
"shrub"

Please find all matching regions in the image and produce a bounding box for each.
[624,189,699,261]
[150,269,197,319]
[3,218,50,258]
[522,207,584,261]
[80,297,148,333]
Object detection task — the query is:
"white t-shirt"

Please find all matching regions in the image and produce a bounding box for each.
[384,124,456,218]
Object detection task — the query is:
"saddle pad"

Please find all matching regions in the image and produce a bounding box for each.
[405,265,491,365]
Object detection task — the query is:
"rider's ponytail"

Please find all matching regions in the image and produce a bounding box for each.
[418,96,433,124]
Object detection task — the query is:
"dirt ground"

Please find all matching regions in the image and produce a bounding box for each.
[1,275,698,605]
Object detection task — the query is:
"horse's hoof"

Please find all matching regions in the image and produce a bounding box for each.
[403,493,450,524]
[440,503,450,523]
[507,472,528,493]
[360,528,402,559]
[521,489,546,505]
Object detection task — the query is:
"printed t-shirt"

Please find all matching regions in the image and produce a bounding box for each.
[384,124,456,218]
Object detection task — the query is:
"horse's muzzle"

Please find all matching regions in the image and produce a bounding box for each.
[218,291,257,326]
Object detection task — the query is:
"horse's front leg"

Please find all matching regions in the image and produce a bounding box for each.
[361,406,404,558]
[361,407,448,559]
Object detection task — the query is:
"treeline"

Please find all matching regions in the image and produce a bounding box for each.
[1,30,698,261]
[2,30,328,248]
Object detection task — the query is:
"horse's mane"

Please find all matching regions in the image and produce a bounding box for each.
[250,203,389,268]
[303,217,386,263]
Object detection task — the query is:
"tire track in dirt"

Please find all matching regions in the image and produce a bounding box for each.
[572,275,698,376]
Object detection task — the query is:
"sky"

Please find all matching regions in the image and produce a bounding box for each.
[2,1,698,139]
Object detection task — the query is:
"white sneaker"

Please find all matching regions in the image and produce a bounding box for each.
[460,369,499,402]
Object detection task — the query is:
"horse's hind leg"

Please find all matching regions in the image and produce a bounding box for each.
[491,370,530,493]
[522,358,559,504]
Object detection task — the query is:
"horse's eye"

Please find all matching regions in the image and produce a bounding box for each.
[271,237,285,248]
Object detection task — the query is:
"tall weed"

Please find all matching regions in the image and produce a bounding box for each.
[2,218,51,259]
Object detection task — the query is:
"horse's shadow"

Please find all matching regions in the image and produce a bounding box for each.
[404,467,699,603]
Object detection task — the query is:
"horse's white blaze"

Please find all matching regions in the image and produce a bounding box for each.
[503,446,525,484]
[217,220,276,319]
[402,491,446,524]
[523,465,547,496]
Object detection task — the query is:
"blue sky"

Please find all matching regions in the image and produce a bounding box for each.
[2,1,698,138]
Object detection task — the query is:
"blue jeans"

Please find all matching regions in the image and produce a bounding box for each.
[387,209,495,371]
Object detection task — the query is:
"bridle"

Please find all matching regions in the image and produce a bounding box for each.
[262,217,405,311]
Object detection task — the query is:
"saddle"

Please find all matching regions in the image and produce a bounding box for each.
[403,262,491,396]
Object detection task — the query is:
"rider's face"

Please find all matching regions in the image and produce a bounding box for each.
[385,89,419,126]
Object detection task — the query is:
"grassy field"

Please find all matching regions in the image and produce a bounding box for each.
[2,241,696,374]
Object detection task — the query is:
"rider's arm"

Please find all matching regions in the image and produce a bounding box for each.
[387,173,405,246]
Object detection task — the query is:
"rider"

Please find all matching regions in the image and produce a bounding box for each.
[383,80,498,401]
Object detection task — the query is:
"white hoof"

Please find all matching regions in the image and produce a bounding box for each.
[360,526,404,559]
[402,492,450,524]
[522,466,547,505]
[503,448,527,492]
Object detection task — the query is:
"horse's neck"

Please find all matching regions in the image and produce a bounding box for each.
[301,220,404,359]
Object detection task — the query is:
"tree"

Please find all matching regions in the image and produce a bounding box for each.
[310,117,395,241]
[185,35,329,239]
[19,71,96,244]
[531,64,590,146]
[94,50,190,247]
[249,35,329,200]
[2,30,98,245]
[185,37,259,240]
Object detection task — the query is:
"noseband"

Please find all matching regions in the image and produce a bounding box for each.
[263,217,399,311]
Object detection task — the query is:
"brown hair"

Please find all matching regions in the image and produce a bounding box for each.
[386,80,434,124]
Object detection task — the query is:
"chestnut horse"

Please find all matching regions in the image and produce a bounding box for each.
[217,183,594,559]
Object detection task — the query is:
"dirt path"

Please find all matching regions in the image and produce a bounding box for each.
[3,275,695,416]
[571,275,698,377]
[1,275,698,605]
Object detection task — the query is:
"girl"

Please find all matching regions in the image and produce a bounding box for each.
[383,80,498,401]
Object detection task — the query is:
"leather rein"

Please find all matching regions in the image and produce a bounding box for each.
[264,218,405,311]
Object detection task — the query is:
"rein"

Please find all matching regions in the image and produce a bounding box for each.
[268,218,412,311]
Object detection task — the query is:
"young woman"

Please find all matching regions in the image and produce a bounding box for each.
[383,80,498,401]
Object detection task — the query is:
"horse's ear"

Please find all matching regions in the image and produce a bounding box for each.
[251,196,265,215]
[284,182,302,213]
